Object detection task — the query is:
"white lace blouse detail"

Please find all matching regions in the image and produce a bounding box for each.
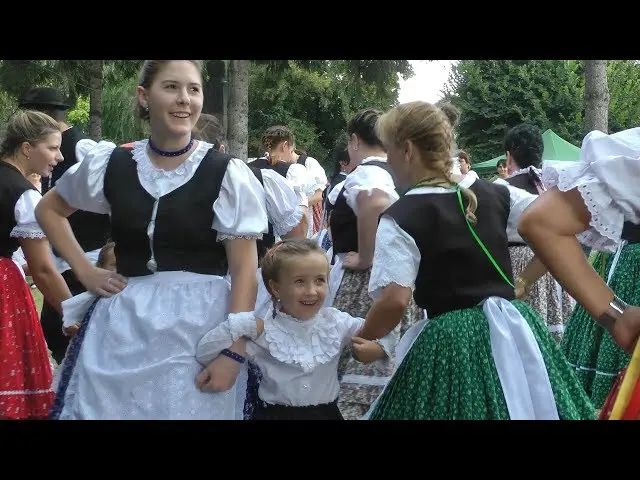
[10,189,46,239]
[369,176,535,298]
[195,307,395,407]
[343,156,399,215]
[262,310,344,373]
[542,127,640,252]
[55,140,268,242]
[260,169,306,238]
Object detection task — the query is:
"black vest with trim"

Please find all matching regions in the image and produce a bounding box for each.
[0,162,36,258]
[250,157,291,178]
[103,146,230,277]
[622,222,640,244]
[249,166,276,260]
[45,126,112,254]
[330,160,397,254]
[384,178,515,318]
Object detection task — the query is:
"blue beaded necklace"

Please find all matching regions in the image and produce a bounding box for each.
[148,135,194,157]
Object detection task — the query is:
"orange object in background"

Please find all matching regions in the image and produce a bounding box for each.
[600,340,640,420]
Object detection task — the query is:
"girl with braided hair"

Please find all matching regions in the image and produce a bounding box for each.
[356,101,594,420]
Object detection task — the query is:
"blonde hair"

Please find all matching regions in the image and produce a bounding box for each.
[0,110,61,159]
[376,101,478,224]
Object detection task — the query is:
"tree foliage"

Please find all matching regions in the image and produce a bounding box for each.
[442,60,584,162]
[0,60,412,155]
[443,60,640,163]
[248,60,411,163]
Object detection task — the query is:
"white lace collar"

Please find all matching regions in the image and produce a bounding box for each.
[263,309,342,373]
[131,139,212,181]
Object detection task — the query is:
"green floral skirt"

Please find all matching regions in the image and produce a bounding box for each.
[368,300,595,420]
[561,244,639,409]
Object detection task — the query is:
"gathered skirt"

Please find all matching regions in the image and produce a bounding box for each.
[368,300,595,420]
[561,245,638,409]
[0,257,54,419]
[51,271,247,420]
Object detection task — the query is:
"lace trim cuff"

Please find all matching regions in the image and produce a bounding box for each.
[228,312,259,341]
[542,165,622,252]
[10,223,46,240]
[217,233,264,242]
[272,206,305,238]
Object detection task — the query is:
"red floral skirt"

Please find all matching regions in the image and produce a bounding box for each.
[0,257,54,419]
[311,203,323,236]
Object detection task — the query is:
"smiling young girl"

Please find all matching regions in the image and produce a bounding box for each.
[196,238,393,420]
[37,60,268,420]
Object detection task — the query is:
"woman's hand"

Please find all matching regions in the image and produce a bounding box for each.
[76,265,128,297]
[610,306,640,354]
[342,252,370,271]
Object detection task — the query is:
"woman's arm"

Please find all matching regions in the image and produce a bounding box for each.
[346,189,390,270]
[519,187,612,319]
[20,238,71,313]
[515,255,548,299]
[359,283,413,340]
[226,238,259,313]
[197,240,259,392]
[203,158,269,391]
[519,187,640,352]
[35,190,126,295]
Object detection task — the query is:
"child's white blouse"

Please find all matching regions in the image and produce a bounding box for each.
[196,307,394,407]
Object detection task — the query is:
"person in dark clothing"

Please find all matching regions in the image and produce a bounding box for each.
[19,87,111,363]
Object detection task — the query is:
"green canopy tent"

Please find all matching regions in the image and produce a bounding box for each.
[472,129,581,177]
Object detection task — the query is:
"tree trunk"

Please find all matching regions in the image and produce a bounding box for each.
[584,60,610,134]
[226,60,249,160]
[88,60,103,140]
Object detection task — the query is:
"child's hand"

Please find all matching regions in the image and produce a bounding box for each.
[63,324,80,337]
[351,337,386,364]
[196,357,240,393]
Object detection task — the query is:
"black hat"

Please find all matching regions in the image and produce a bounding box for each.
[19,87,71,110]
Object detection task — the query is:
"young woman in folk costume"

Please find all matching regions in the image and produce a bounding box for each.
[291,140,328,236]
[0,110,73,419]
[328,108,422,420]
[36,60,269,420]
[193,112,309,419]
[316,141,352,254]
[519,127,640,420]
[356,101,594,420]
[254,126,326,236]
[494,123,575,342]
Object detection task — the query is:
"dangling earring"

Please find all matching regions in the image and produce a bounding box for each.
[272,297,280,319]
